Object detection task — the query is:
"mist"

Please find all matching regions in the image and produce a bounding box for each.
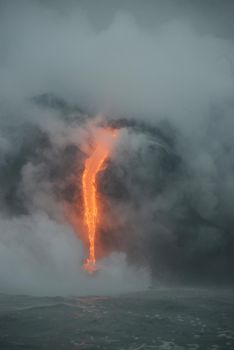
[0,0,234,295]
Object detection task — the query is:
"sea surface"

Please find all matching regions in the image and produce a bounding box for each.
[0,288,233,349]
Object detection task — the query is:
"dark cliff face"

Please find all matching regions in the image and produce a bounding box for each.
[100,118,234,286]
[0,94,233,286]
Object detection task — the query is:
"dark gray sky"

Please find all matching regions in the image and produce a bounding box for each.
[35,0,234,38]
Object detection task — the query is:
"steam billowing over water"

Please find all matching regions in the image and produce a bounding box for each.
[0,0,234,298]
[1,2,234,349]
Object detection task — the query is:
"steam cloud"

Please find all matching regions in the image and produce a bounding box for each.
[0,0,234,295]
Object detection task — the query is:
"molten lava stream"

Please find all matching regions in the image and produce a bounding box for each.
[82,128,117,274]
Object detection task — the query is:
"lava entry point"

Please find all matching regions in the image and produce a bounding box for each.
[81,127,118,274]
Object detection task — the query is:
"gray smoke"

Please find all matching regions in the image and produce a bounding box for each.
[0,0,234,294]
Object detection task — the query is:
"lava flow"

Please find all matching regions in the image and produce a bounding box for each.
[82,128,118,274]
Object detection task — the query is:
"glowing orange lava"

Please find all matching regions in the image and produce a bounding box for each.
[82,128,117,274]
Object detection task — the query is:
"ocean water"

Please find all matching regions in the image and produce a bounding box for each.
[0,288,233,349]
